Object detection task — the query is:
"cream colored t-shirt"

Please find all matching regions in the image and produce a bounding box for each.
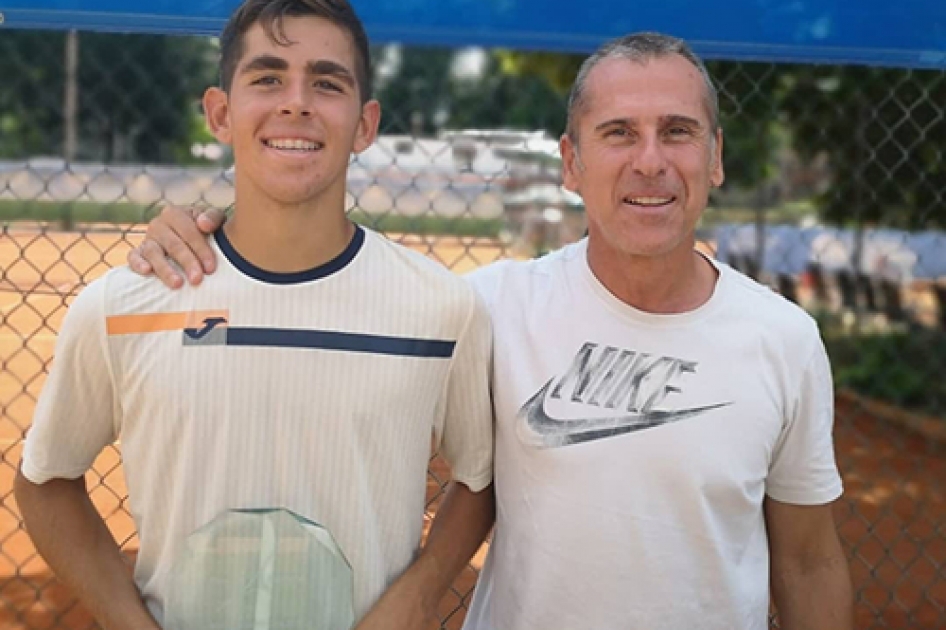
[23,226,493,623]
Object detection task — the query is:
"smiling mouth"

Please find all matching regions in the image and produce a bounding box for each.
[263,138,324,152]
[623,196,675,207]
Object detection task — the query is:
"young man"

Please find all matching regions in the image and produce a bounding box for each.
[131,32,852,630]
[15,2,494,629]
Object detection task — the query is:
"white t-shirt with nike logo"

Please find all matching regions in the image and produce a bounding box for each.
[463,239,842,630]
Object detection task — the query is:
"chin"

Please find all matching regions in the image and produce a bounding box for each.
[601,229,669,255]
[266,181,326,202]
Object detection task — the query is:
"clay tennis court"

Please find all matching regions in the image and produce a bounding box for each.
[2,226,944,629]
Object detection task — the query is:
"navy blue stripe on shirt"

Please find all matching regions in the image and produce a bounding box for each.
[225,327,456,358]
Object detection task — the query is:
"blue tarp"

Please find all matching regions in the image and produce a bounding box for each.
[1,0,945,69]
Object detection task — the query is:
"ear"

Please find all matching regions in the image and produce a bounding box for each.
[710,127,725,188]
[560,133,581,193]
[352,99,381,154]
[203,87,233,145]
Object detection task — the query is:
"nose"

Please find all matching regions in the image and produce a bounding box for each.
[630,133,667,178]
[279,80,312,118]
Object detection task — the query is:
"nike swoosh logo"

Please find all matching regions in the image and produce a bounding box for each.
[184,317,228,340]
[518,379,732,448]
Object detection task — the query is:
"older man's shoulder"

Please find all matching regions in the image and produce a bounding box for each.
[464,241,583,306]
[717,262,821,341]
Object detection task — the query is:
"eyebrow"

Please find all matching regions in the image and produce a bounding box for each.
[239,55,356,89]
[662,115,703,129]
[239,54,288,75]
[594,115,705,132]
[306,60,356,89]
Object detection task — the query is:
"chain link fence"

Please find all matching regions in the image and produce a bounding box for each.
[1,29,945,630]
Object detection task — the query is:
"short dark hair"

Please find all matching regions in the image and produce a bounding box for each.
[219,0,372,103]
[566,32,719,141]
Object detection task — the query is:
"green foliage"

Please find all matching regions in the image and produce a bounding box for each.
[0,32,64,157]
[449,54,567,136]
[780,66,946,229]
[0,31,216,163]
[375,47,568,137]
[824,328,946,417]
[173,109,225,165]
[376,46,456,135]
[493,50,584,95]
[707,62,796,191]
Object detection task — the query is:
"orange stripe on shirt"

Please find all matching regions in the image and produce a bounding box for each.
[106,310,228,335]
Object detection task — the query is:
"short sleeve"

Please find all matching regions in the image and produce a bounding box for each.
[435,289,494,492]
[463,260,509,313]
[21,278,119,484]
[766,338,843,505]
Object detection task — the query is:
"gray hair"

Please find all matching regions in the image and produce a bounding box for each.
[565,32,719,140]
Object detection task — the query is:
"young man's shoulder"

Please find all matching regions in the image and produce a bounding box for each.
[65,266,144,310]
[363,228,476,292]
[72,264,204,322]
[112,263,187,300]
[356,229,495,330]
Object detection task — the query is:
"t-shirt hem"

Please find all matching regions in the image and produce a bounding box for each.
[765,482,843,506]
[19,458,88,485]
[452,470,493,493]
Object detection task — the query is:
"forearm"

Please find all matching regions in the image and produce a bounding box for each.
[409,481,495,607]
[771,549,853,630]
[15,470,160,630]
[355,482,494,628]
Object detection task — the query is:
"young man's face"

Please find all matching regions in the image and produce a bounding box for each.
[204,16,379,208]
[561,54,724,262]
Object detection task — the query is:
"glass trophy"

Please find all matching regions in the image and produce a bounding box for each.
[164,508,354,630]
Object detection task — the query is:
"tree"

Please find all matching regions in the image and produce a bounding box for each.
[781,66,946,229]
[449,52,568,136]
[707,61,795,193]
[374,47,573,138]
[493,50,583,95]
[0,31,66,157]
[0,31,215,163]
[375,46,455,135]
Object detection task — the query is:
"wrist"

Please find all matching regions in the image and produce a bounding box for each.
[407,548,451,612]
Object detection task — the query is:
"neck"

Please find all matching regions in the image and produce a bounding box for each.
[225,189,354,273]
[586,238,718,314]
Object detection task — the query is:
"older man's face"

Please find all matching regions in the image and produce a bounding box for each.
[561,54,724,263]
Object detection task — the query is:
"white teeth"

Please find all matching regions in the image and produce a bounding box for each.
[626,196,672,206]
[267,139,320,151]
